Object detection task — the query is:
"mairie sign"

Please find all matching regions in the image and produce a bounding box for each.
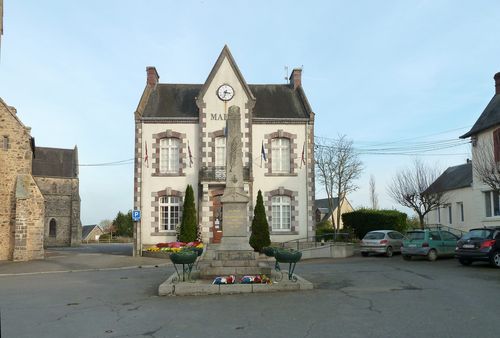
[132,210,141,221]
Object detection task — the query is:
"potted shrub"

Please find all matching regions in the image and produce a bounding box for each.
[169,250,197,265]
[274,248,302,263]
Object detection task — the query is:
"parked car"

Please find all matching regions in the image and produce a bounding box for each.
[360,230,405,257]
[401,229,459,261]
[455,227,500,268]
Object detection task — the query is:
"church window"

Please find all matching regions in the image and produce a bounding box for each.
[272,196,291,231]
[49,218,57,237]
[159,196,180,231]
[271,138,290,173]
[2,136,8,150]
[160,138,179,173]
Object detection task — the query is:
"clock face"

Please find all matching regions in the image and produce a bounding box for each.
[217,84,235,101]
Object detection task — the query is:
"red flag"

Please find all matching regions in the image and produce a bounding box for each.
[144,141,149,168]
[301,142,306,167]
[188,142,193,167]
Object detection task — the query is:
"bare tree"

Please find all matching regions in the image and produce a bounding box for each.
[388,159,444,229]
[369,174,379,209]
[316,135,363,232]
[98,219,113,232]
[472,139,500,192]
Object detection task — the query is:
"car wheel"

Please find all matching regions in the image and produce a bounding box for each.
[361,252,369,257]
[490,251,500,268]
[386,246,393,257]
[402,255,411,261]
[427,249,438,262]
[458,258,472,266]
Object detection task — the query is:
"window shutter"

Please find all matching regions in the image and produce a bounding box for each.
[494,129,500,162]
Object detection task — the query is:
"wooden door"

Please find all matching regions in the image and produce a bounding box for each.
[212,195,223,243]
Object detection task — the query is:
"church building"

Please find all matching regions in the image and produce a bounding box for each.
[133,46,316,255]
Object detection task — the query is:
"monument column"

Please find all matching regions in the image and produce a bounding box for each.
[218,105,252,251]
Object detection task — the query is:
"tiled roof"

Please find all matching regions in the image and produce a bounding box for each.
[461,94,500,138]
[424,162,472,194]
[142,83,312,120]
[32,147,78,178]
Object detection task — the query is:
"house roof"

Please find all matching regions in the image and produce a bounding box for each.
[32,147,78,178]
[82,224,100,239]
[141,83,312,120]
[460,94,500,138]
[315,197,340,211]
[424,162,473,194]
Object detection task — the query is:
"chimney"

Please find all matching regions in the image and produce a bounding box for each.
[146,66,159,86]
[495,72,500,95]
[289,68,302,90]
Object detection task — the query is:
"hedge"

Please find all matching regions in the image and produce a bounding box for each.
[341,209,408,239]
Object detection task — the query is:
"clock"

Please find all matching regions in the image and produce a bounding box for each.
[217,84,234,101]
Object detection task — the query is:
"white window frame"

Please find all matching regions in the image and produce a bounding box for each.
[446,204,452,224]
[272,195,291,231]
[271,138,290,173]
[484,191,500,217]
[160,138,179,174]
[436,207,441,224]
[159,196,180,231]
[215,136,226,167]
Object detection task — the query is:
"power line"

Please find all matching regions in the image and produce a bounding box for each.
[79,158,134,167]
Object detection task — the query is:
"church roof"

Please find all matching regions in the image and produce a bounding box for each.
[142,83,312,120]
[32,147,78,178]
[461,94,500,138]
[424,162,472,194]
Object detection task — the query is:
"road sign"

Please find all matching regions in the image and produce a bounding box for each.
[132,210,141,221]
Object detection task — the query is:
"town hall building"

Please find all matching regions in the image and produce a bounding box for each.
[133,46,315,255]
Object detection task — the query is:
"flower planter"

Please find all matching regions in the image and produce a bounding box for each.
[169,250,197,265]
[262,247,276,257]
[274,249,302,263]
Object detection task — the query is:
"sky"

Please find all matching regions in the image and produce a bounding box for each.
[1,1,499,225]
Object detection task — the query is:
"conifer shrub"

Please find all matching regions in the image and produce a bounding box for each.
[249,190,271,252]
[178,185,198,242]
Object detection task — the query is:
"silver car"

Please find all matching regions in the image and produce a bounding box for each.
[360,230,405,257]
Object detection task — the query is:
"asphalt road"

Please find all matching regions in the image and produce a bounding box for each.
[1,251,499,338]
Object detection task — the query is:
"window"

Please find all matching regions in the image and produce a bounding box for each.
[2,136,8,150]
[159,196,180,231]
[429,231,441,241]
[160,138,179,173]
[49,218,57,237]
[215,137,226,167]
[457,202,464,222]
[436,207,441,224]
[272,196,291,231]
[446,204,452,224]
[484,191,500,217]
[441,231,458,241]
[271,138,290,173]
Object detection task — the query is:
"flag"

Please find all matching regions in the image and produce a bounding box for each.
[144,141,149,168]
[261,141,267,162]
[301,142,306,167]
[188,142,193,167]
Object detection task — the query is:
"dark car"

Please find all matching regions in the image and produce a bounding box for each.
[455,227,500,267]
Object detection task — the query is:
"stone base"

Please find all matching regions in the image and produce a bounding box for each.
[159,270,313,296]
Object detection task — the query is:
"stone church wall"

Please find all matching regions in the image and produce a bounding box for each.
[0,101,44,261]
[35,176,81,247]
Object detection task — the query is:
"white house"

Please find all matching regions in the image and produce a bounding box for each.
[133,46,316,255]
[425,72,500,231]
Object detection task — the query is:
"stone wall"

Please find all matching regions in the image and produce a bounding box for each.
[34,176,81,247]
[13,174,45,261]
[0,101,36,260]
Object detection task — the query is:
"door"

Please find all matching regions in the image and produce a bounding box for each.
[212,194,223,243]
[441,231,459,256]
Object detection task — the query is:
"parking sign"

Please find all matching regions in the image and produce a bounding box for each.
[132,210,141,221]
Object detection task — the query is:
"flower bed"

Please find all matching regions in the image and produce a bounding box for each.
[146,241,203,253]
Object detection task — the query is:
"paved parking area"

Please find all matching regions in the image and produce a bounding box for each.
[1,250,499,338]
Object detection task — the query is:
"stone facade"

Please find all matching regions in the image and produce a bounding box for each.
[133,46,316,255]
[32,147,82,247]
[0,98,45,261]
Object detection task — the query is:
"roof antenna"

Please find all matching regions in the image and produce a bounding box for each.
[284,66,289,84]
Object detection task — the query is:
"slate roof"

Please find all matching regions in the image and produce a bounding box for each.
[315,198,340,211]
[461,94,500,138]
[142,83,312,119]
[82,224,100,240]
[424,162,472,194]
[32,147,78,178]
